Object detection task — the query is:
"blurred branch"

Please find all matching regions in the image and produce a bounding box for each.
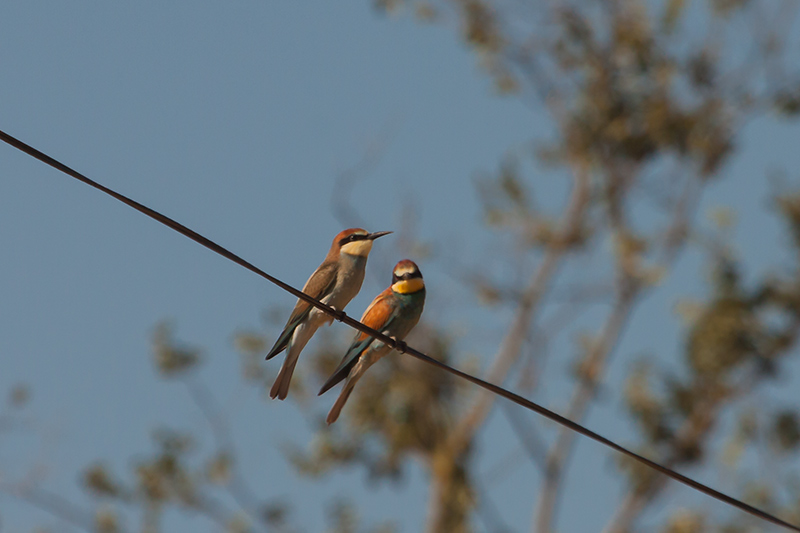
[182,378,269,533]
[446,167,590,461]
[533,172,701,533]
[475,485,514,533]
[422,164,589,532]
[499,400,549,472]
[533,281,638,533]
[0,482,109,533]
[193,491,245,532]
[603,315,800,533]
[498,295,608,477]
[602,374,760,533]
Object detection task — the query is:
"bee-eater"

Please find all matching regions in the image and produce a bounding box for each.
[266,228,392,400]
[319,259,426,424]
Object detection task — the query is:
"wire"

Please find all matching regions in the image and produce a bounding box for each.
[2,128,798,532]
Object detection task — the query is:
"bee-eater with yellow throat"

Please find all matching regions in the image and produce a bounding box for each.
[266,228,391,400]
[319,259,425,423]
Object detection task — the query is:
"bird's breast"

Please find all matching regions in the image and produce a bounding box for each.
[325,254,367,308]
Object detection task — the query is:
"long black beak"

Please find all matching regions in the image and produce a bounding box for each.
[367,231,392,240]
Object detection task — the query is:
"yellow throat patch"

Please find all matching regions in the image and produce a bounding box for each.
[392,278,424,294]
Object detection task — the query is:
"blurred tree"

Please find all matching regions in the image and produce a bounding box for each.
[4,0,800,532]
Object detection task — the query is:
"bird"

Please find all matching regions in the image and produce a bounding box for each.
[265,228,392,400]
[319,259,426,424]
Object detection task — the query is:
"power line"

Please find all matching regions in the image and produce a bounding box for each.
[2,128,798,532]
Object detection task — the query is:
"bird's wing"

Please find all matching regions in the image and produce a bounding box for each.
[265,261,339,360]
[318,288,398,395]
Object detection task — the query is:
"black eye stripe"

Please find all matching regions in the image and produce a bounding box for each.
[339,233,368,246]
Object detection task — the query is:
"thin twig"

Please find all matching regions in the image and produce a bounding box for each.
[1,484,107,533]
[183,379,268,532]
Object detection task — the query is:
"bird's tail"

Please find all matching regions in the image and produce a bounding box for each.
[269,320,319,401]
[270,354,299,400]
[326,380,356,424]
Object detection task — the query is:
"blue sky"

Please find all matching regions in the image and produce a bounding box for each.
[2,2,800,532]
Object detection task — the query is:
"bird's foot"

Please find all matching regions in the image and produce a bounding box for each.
[329,307,347,322]
[392,338,408,353]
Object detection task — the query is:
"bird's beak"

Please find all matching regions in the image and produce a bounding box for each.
[367,231,393,240]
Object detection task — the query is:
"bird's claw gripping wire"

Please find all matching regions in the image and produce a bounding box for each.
[330,307,347,323]
[392,338,408,353]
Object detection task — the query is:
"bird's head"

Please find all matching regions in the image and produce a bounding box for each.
[333,228,392,257]
[391,260,424,294]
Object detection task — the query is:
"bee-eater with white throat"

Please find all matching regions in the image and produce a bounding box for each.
[266,228,392,400]
[319,259,426,424]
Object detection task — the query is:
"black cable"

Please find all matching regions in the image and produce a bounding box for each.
[2,128,798,532]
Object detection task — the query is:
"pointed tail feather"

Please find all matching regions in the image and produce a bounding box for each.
[318,351,361,396]
[266,305,314,360]
[270,355,299,400]
[265,323,296,360]
[318,337,374,396]
[326,381,356,424]
[269,320,320,400]
[265,337,289,360]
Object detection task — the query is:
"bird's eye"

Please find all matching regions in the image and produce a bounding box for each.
[349,235,356,242]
